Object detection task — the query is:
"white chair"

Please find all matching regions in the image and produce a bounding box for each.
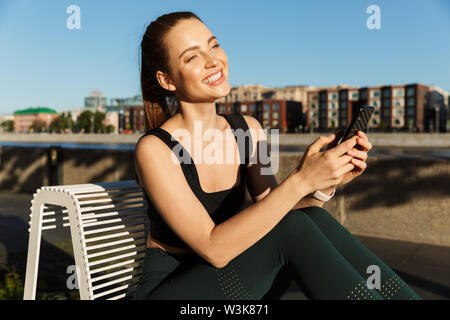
[23,180,150,300]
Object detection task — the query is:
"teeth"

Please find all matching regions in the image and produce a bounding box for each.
[203,71,222,84]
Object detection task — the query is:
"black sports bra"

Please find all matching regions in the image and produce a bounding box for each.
[135,114,253,248]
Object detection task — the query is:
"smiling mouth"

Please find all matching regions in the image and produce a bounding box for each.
[202,70,223,84]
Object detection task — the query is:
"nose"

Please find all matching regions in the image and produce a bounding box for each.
[205,52,218,68]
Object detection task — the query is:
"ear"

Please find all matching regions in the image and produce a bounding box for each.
[156,70,177,92]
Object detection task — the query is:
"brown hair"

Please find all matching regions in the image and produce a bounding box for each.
[140,11,203,131]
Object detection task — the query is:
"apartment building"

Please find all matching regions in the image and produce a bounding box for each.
[217,84,311,105]
[216,99,302,133]
[306,85,359,131]
[306,83,445,132]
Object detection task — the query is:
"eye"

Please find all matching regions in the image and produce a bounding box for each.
[187,55,198,62]
[212,43,220,49]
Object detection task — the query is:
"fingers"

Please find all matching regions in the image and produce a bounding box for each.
[350,158,367,171]
[347,148,367,161]
[335,154,353,166]
[308,134,335,154]
[357,131,373,152]
[327,135,358,157]
[335,162,356,177]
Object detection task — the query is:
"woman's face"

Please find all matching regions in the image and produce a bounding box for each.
[161,18,230,103]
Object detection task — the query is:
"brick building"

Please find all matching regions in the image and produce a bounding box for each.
[215,99,302,133]
[13,107,58,133]
[305,83,446,132]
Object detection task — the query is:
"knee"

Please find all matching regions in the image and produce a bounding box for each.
[275,209,317,238]
[295,206,334,221]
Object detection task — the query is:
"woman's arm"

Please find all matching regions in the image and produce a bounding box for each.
[136,121,356,268]
[243,116,372,211]
[135,133,309,269]
[242,115,332,210]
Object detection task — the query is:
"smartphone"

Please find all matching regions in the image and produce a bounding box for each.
[337,106,375,144]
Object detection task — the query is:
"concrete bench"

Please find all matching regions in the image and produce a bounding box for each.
[23,180,149,300]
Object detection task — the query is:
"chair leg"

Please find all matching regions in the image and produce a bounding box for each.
[23,198,44,300]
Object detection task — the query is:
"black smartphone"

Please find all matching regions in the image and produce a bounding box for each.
[337,105,375,144]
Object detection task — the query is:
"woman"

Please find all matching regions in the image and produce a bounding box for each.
[133,11,421,300]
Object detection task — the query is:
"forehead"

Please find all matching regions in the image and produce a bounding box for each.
[164,19,213,54]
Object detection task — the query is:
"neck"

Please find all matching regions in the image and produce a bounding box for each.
[176,101,220,133]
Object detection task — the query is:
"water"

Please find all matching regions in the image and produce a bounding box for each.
[0,141,136,151]
[0,141,449,160]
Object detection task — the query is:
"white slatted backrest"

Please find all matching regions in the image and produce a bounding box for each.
[29,181,150,300]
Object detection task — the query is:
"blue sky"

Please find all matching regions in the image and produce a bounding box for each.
[1,0,449,115]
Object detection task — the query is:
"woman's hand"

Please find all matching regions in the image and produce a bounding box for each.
[325,130,373,187]
[293,134,358,194]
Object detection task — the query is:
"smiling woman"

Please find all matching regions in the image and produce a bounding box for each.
[132,11,421,301]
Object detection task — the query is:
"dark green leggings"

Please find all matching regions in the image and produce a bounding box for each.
[134,207,422,300]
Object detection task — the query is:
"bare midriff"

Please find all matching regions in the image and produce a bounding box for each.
[146,233,194,254]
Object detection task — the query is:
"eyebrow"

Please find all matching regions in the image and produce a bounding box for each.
[179,36,217,59]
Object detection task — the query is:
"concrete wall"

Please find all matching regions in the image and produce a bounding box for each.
[0,145,449,247]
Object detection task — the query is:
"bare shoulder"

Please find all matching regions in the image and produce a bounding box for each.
[134,133,177,182]
[242,115,262,132]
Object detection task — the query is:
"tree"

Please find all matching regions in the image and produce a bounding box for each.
[0,120,14,132]
[93,111,106,133]
[77,110,94,133]
[30,119,47,133]
[67,112,75,132]
[105,125,115,133]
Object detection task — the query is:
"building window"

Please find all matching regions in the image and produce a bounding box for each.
[273,112,279,119]
[241,104,247,112]
[349,91,359,99]
[263,120,269,127]
[328,102,336,109]
[253,93,258,99]
[273,104,279,111]
[406,108,415,116]
[311,103,316,109]
[263,112,269,119]
[396,109,403,115]
[383,99,391,107]
[371,90,380,98]
[370,100,378,107]
[374,110,380,115]
[230,105,235,113]
[329,93,338,100]
[407,98,415,107]
[372,119,378,125]
[340,91,348,99]
[360,91,367,99]
[220,106,226,113]
[394,99,403,107]
[250,104,256,111]
[264,104,270,111]
[340,101,347,109]
[394,89,404,97]
[406,87,416,97]
[382,109,390,117]
[312,120,317,127]
[394,119,401,125]
[273,120,279,127]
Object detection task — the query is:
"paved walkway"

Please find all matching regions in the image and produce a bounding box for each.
[1,192,449,300]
